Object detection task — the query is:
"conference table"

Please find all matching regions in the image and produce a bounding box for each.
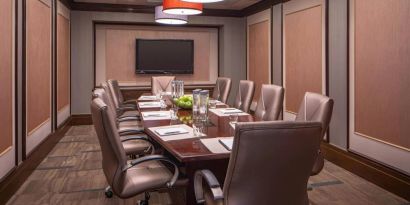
[137,94,255,205]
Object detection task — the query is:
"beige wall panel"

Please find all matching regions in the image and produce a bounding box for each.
[102,26,216,85]
[248,21,270,102]
[284,5,323,113]
[57,14,70,111]
[354,0,410,149]
[0,0,13,153]
[27,0,51,134]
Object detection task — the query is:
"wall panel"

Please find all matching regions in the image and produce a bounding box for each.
[0,0,15,179]
[283,0,326,119]
[95,25,218,86]
[57,2,71,126]
[26,0,52,154]
[349,0,410,174]
[247,9,271,104]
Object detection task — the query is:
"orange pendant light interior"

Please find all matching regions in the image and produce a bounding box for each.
[163,0,203,15]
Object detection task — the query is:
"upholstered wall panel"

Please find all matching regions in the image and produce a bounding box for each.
[354,0,410,149]
[0,0,13,154]
[284,5,323,113]
[95,25,218,86]
[248,20,270,101]
[26,0,51,134]
[57,14,70,111]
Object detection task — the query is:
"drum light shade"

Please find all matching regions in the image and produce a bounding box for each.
[181,0,223,3]
[155,6,188,25]
[163,0,203,15]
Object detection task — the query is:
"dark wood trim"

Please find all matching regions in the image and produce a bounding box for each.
[70,114,93,126]
[321,143,410,201]
[242,0,288,17]
[59,0,71,9]
[346,0,350,149]
[22,0,27,160]
[92,21,222,88]
[0,118,72,205]
[14,0,19,166]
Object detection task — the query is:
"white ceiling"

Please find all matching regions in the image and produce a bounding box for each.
[73,0,261,10]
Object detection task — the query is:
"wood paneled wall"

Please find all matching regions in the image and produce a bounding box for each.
[57,14,70,112]
[350,0,410,174]
[283,0,326,118]
[26,0,51,134]
[95,24,219,87]
[0,0,14,155]
[247,9,271,103]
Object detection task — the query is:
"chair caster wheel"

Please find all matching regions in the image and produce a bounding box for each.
[105,187,113,198]
[138,200,149,205]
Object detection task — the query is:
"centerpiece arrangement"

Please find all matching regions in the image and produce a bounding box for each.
[173,95,193,109]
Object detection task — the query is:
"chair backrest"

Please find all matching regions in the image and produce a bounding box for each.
[254,84,284,121]
[93,88,116,117]
[212,77,232,103]
[223,121,322,205]
[151,76,175,95]
[295,92,334,137]
[107,79,124,106]
[233,80,255,113]
[90,98,128,195]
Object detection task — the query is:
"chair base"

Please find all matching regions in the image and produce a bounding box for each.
[137,192,150,205]
[105,186,113,198]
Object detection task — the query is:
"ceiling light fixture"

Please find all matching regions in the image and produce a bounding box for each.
[181,0,223,3]
[155,6,188,25]
[163,0,203,15]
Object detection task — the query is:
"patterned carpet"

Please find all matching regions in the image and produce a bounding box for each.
[6,125,408,205]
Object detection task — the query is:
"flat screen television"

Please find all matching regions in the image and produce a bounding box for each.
[136,39,194,74]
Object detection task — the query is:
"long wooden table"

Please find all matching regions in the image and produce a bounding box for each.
[137,96,255,205]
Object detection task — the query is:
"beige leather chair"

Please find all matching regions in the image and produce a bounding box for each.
[107,79,137,109]
[90,98,179,203]
[254,84,284,121]
[233,80,255,113]
[194,121,323,205]
[151,76,175,95]
[101,83,140,119]
[295,92,334,175]
[212,77,232,103]
[92,89,152,156]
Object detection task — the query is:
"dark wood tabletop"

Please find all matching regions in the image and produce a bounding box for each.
[138,96,255,163]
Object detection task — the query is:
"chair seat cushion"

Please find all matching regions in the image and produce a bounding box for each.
[120,110,140,118]
[119,120,142,127]
[119,161,173,198]
[121,137,151,156]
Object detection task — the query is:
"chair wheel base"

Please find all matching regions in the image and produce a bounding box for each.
[105,186,113,198]
[138,200,149,205]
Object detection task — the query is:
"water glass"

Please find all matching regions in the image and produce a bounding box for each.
[170,106,179,120]
[193,120,206,137]
[229,114,239,125]
[209,100,217,109]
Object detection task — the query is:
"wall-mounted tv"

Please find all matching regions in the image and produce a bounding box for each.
[136,39,194,74]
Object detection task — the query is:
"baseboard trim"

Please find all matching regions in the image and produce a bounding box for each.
[321,143,410,201]
[0,117,72,205]
[70,114,92,125]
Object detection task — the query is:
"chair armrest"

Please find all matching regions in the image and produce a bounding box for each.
[121,135,155,154]
[117,107,135,113]
[122,155,179,187]
[123,100,137,105]
[118,116,141,122]
[194,169,224,204]
[118,127,145,136]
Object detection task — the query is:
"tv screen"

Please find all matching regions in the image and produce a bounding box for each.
[136,39,194,74]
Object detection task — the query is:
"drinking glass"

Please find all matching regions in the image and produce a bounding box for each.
[229,114,239,125]
[170,106,179,120]
[193,120,206,137]
[209,100,217,109]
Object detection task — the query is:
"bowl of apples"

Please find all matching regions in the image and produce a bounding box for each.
[173,95,193,109]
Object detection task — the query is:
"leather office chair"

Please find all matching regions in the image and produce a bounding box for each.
[194,121,323,205]
[91,98,179,204]
[92,89,153,156]
[233,80,255,113]
[212,77,232,103]
[151,76,175,95]
[101,83,140,119]
[107,79,137,109]
[295,92,334,175]
[254,84,284,121]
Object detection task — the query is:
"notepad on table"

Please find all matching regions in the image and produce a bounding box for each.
[155,127,189,136]
[138,95,158,101]
[218,138,234,151]
[220,108,243,114]
[138,102,161,108]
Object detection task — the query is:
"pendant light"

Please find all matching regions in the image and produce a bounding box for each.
[181,0,223,3]
[155,6,188,25]
[163,0,203,15]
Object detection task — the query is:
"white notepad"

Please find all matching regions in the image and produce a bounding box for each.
[141,111,171,120]
[138,95,158,101]
[155,127,189,136]
[218,137,234,151]
[138,102,161,108]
